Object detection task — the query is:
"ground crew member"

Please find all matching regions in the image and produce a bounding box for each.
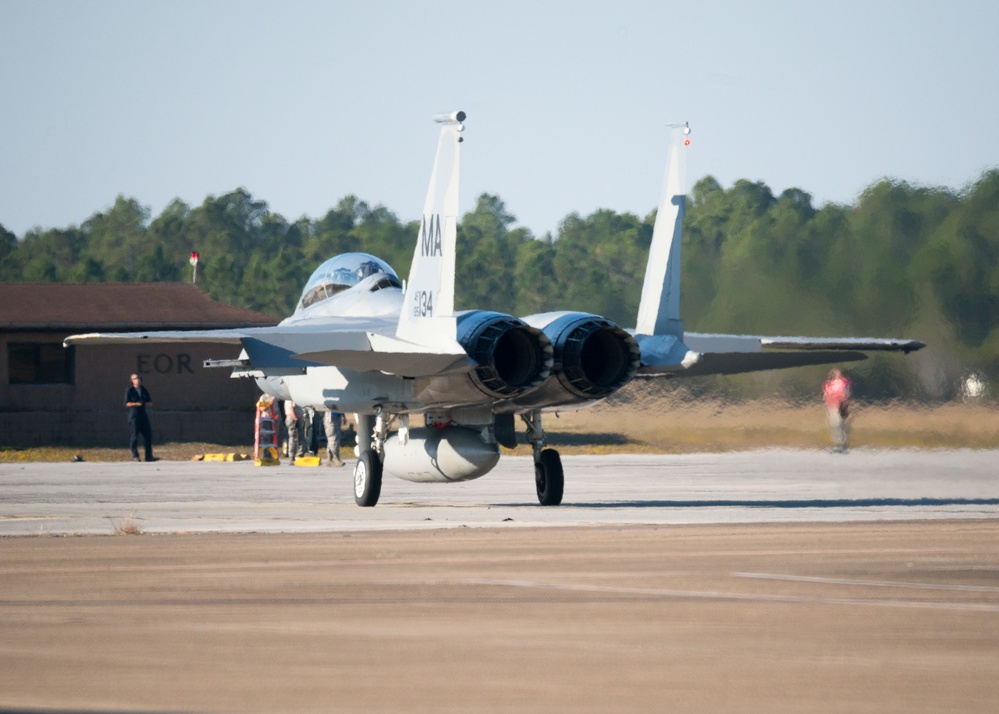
[823,368,852,452]
[324,409,346,466]
[124,373,155,462]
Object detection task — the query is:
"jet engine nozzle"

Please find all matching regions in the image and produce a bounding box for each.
[514,312,641,406]
[553,315,641,398]
[456,311,553,399]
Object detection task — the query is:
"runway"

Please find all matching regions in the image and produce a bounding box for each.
[2,449,998,535]
[2,450,998,712]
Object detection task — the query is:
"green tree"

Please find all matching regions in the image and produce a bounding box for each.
[350,205,411,279]
[550,209,648,323]
[14,227,87,281]
[147,199,195,282]
[80,195,151,279]
[455,194,529,312]
[511,235,556,316]
[0,224,19,280]
[4,169,996,401]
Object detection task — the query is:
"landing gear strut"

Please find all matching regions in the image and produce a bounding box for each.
[522,410,564,506]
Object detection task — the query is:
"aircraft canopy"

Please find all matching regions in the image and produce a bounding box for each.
[298,253,401,310]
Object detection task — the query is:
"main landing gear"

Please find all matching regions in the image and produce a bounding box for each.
[353,448,382,507]
[522,410,563,506]
[353,411,384,507]
[352,408,565,508]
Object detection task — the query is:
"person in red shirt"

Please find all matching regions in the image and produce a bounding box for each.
[822,368,852,452]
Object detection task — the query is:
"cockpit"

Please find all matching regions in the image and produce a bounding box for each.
[297,253,402,311]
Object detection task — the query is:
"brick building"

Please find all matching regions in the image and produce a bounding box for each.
[0,283,278,447]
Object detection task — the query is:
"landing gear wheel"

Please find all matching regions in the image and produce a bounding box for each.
[535,448,564,506]
[354,449,382,507]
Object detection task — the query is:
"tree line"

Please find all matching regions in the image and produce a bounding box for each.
[2,170,997,401]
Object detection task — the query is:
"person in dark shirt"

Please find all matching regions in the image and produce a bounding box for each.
[124,373,155,462]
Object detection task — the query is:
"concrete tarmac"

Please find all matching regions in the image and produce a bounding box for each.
[2,449,998,535]
[2,450,998,712]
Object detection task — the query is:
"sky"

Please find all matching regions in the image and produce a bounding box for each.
[2,0,999,240]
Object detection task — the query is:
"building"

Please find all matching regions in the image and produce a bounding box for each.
[0,283,278,447]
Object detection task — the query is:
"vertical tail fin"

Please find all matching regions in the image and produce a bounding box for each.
[635,122,689,337]
[396,111,465,345]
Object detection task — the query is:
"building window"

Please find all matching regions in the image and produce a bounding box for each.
[8,343,75,385]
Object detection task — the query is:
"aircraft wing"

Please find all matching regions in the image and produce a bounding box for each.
[64,329,248,346]
[251,327,472,376]
[65,322,474,378]
[635,332,925,377]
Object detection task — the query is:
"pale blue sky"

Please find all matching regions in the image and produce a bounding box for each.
[2,0,998,239]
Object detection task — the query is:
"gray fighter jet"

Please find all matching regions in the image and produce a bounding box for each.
[66,112,924,506]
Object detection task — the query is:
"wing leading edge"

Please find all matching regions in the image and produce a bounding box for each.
[64,321,474,379]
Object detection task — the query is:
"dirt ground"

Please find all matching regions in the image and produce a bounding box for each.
[2,520,998,713]
[570,383,999,453]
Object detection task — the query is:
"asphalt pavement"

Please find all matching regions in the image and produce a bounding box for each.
[2,450,998,713]
[2,448,997,535]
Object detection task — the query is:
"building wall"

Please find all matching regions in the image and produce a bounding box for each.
[1,332,265,446]
[4,410,259,448]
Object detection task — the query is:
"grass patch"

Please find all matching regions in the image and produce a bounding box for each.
[505,390,999,454]
[3,391,998,463]
[108,514,143,536]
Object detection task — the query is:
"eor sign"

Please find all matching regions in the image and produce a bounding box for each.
[136,353,194,375]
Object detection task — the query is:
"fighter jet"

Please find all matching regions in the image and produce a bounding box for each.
[66,111,924,506]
